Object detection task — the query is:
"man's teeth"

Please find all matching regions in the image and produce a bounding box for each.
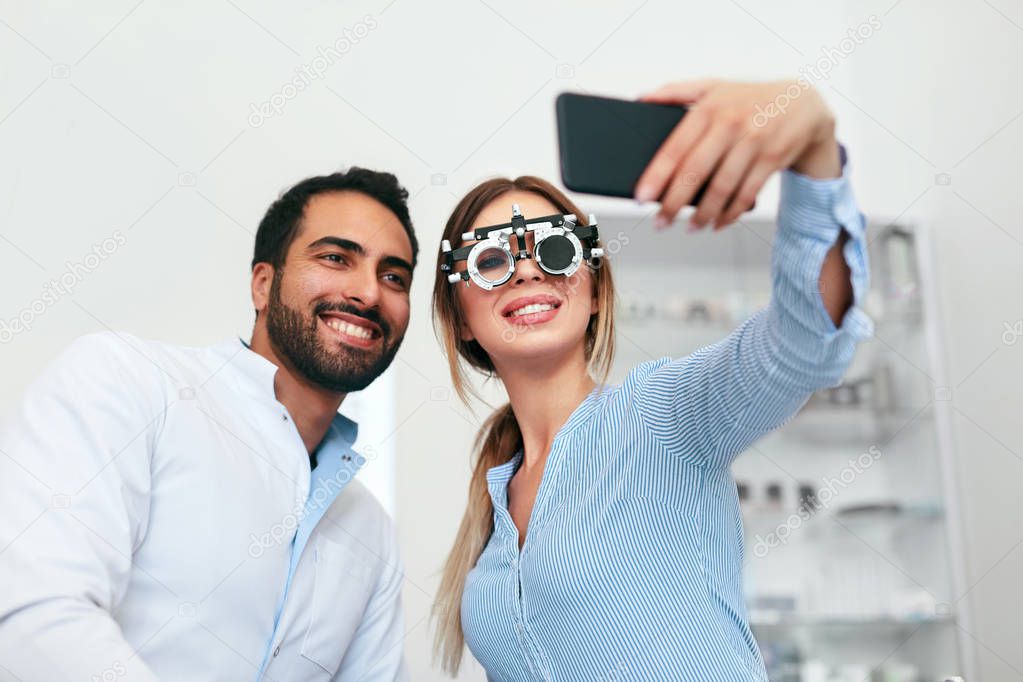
[323,317,373,340]
[510,303,555,317]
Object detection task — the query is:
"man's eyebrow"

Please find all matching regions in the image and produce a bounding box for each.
[382,255,413,276]
[306,236,364,254]
[307,236,413,276]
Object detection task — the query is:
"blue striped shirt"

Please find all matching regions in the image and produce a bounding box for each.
[461,161,874,681]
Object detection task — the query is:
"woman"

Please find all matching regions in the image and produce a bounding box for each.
[431,80,873,680]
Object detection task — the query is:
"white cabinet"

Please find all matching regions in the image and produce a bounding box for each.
[605,211,973,682]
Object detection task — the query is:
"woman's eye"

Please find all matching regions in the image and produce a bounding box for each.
[479,257,504,269]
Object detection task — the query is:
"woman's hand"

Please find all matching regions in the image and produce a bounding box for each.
[634,79,841,231]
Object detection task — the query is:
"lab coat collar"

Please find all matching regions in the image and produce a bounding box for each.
[211,336,359,444]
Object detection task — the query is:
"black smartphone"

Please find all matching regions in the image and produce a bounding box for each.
[556,92,707,204]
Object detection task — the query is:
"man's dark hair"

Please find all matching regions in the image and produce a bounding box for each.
[251,167,418,271]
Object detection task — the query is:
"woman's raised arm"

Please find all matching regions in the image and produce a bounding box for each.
[624,80,874,470]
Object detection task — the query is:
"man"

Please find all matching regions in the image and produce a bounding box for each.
[0,168,417,680]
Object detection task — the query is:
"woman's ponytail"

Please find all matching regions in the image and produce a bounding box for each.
[432,403,520,674]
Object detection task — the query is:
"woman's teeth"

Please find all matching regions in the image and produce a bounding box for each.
[510,303,555,317]
[323,317,373,340]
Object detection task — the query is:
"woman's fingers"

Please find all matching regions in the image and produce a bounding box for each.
[691,136,758,230]
[634,105,710,203]
[636,80,837,229]
[719,160,775,227]
[656,122,734,226]
[638,79,718,105]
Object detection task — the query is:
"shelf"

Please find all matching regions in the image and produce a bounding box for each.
[742,501,944,524]
[741,501,946,546]
[833,502,944,524]
[779,403,935,445]
[751,614,955,633]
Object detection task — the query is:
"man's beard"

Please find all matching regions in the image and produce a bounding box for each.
[265,269,403,393]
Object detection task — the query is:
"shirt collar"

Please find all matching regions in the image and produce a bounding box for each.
[483,386,602,507]
[210,336,359,445]
[485,451,522,511]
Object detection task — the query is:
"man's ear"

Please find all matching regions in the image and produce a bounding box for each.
[251,263,274,317]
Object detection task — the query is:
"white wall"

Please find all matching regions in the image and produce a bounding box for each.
[2,1,1021,679]
[833,2,1023,680]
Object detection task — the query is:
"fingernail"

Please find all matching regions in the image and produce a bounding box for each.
[654,215,670,230]
[688,220,701,232]
[635,186,656,203]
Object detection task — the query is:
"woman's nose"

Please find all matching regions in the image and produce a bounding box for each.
[511,255,546,285]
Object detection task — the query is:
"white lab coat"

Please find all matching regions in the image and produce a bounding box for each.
[0,332,408,681]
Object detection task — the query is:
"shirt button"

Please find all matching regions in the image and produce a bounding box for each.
[281,413,288,421]
[273,644,281,657]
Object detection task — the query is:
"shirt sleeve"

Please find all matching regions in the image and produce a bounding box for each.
[0,332,164,681]
[633,149,874,470]
[330,521,409,682]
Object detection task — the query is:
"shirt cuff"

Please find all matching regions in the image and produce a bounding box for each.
[775,144,874,341]
[778,143,865,244]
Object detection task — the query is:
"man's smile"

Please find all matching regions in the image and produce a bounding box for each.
[317,311,383,349]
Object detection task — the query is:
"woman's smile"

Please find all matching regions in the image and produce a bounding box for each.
[500,293,563,327]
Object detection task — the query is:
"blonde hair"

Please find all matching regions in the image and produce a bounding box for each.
[430,176,617,674]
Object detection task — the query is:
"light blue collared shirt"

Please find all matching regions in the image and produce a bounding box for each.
[462,157,873,681]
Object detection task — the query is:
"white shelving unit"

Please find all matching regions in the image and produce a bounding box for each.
[604,210,974,682]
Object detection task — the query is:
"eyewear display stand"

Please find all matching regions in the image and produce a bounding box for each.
[605,211,974,682]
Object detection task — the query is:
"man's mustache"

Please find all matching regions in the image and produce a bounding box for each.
[313,301,391,340]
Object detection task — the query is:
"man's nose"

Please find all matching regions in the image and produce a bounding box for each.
[342,266,381,308]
